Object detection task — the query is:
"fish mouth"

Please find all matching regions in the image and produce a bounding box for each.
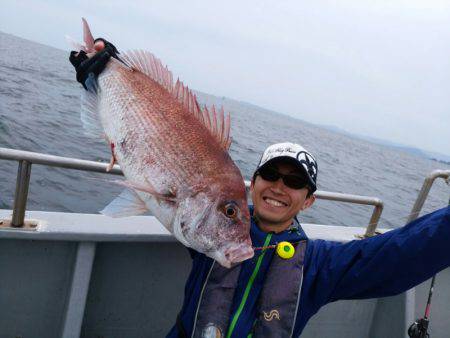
[224,243,254,264]
[210,242,254,268]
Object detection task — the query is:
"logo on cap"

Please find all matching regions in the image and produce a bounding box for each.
[296,151,317,182]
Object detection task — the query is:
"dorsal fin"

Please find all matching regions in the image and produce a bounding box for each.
[121,50,231,150]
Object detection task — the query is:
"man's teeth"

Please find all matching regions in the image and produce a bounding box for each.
[264,197,286,207]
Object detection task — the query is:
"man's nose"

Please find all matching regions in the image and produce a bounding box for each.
[270,177,286,192]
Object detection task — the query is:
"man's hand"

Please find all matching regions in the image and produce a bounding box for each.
[69,38,119,90]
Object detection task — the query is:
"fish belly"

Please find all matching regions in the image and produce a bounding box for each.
[97,64,182,229]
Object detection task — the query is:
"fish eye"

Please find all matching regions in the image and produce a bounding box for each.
[223,202,238,219]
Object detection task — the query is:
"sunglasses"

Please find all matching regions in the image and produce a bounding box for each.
[256,166,310,190]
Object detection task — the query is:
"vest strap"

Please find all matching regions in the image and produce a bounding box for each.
[252,241,307,337]
[192,262,242,338]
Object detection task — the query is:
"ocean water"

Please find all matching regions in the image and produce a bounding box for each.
[0,31,449,229]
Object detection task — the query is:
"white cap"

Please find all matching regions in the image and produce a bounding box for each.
[256,142,318,192]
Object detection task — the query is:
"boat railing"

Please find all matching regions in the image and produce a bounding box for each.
[0,147,386,236]
[407,169,450,223]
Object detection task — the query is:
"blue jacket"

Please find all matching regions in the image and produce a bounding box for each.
[167,206,450,337]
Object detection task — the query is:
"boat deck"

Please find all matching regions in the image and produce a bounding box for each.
[0,210,449,338]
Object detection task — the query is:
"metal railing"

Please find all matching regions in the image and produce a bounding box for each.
[0,147,121,228]
[309,191,383,237]
[406,169,450,223]
[0,147,384,235]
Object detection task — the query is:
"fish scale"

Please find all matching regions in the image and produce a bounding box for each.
[115,69,204,185]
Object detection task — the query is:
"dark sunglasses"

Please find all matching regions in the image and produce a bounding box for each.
[256,166,310,190]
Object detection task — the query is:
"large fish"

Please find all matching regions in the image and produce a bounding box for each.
[70,19,254,267]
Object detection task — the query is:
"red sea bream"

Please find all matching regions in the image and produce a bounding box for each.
[72,19,254,267]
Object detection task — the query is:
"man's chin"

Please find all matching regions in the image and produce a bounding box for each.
[255,210,286,225]
[254,212,293,232]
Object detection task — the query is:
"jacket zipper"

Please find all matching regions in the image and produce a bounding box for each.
[226,233,273,338]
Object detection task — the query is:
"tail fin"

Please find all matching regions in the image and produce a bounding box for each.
[65,18,95,52]
[82,18,95,52]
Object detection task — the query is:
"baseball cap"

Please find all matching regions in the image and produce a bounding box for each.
[255,142,318,192]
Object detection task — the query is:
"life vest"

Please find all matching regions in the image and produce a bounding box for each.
[191,241,307,338]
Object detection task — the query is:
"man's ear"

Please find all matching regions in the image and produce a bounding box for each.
[301,195,315,211]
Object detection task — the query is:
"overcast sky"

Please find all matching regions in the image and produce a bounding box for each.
[1,1,449,155]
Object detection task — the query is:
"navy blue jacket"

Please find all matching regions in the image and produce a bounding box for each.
[167,206,450,337]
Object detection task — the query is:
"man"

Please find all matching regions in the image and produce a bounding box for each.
[166,142,449,338]
[70,44,450,338]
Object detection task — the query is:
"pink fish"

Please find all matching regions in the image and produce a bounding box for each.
[71,19,254,267]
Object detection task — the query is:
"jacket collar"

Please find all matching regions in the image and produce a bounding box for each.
[249,205,308,241]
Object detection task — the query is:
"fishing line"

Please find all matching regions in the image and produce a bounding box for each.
[253,244,278,251]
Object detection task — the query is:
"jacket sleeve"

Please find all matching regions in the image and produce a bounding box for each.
[303,206,450,306]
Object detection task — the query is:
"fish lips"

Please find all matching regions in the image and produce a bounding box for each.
[214,242,254,268]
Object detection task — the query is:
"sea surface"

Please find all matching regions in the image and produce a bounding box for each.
[0,31,449,229]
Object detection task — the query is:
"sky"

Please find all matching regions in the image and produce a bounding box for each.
[1,0,449,155]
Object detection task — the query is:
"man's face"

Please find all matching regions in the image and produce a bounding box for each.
[250,160,315,232]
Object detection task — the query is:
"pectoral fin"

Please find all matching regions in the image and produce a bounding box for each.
[101,188,149,218]
[114,179,177,203]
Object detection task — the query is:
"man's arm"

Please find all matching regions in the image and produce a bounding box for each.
[303,206,450,306]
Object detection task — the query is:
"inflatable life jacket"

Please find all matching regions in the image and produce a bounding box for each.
[191,241,307,338]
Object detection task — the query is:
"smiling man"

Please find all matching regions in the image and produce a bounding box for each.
[168,142,450,338]
[250,144,317,234]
